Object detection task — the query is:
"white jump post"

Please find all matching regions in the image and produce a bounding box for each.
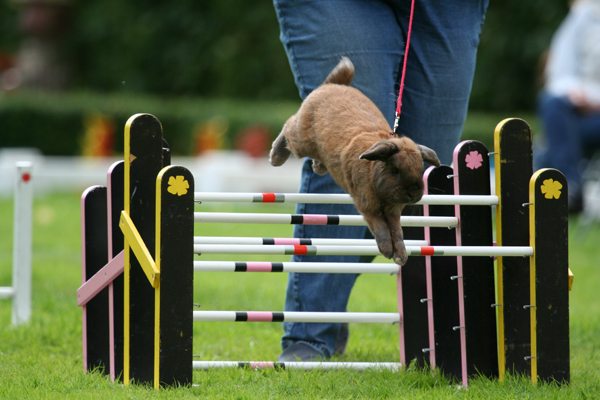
[0,162,33,325]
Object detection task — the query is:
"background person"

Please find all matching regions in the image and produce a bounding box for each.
[536,0,600,214]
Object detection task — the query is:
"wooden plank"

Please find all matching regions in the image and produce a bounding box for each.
[120,212,160,287]
[154,165,195,388]
[77,251,124,307]
[124,114,164,385]
[529,169,570,384]
[107,161,125,381]
[423,165,461,381]
[398,205,428,368]
[81,185,110,374]
[494,118,533,378]
[453,141,498,384]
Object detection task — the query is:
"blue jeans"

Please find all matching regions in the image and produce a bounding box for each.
[536,91,600,198]
[274,0,489,358]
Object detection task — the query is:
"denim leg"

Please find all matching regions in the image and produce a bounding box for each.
[576,111,600,157]
[281,160,365,358]
[273,0,489,164]
[273,0,488,357]
[273,0,404,117]
[393,0,489,163]
[537,93,584,194]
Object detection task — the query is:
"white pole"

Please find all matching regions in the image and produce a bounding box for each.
[194,192,498,206]
[193,311,400,324]
[194,212,458,228]
[419,194,498,206]
[12,162,33,325]
[0,287,16,299]
[193,261,400,274]
[195,192,355,204]
[194,244,381,256]
[194,244,533,257]
[192,361,402,371]
[193,236,428,247]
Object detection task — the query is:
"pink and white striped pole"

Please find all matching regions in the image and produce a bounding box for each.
[193,311,400,324]
[194,212,459,228]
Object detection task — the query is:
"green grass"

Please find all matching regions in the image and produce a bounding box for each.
[1,190,600,399]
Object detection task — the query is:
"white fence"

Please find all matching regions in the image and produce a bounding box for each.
[0,149,303,197]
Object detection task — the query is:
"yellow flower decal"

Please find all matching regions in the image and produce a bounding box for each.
[167,175,189,196]
[540,178,562,199]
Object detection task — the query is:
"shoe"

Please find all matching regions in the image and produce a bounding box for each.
[334,323,349,355]
[278,342,326,362]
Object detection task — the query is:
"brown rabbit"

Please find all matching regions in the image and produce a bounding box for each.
[270,57,440,265]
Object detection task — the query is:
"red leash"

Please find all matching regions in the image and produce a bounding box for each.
[392,0,416,136]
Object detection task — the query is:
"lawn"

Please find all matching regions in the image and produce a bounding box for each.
[1,187,600,399]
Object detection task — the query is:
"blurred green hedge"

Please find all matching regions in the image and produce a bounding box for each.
[471,0,569,110]
[1,90,534,156]
[1,1,569,111]
[0,91,299,156]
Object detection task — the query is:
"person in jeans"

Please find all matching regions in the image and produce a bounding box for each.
[272,0,489,361]
[535,0,600,214]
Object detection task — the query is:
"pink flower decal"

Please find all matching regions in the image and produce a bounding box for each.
[465,151,483,170]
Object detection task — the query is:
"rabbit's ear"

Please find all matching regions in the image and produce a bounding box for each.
[417,145,441,167]
[359,141,399,162]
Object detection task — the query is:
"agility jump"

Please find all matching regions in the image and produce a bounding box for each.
[78,114,570,389]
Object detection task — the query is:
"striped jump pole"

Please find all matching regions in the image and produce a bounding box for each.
[193,261,402,274]
[193,244,532,257]
[193,311,400,324]
[193,236,428,247]
[194,212,458,228]
[195,192,499,206]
